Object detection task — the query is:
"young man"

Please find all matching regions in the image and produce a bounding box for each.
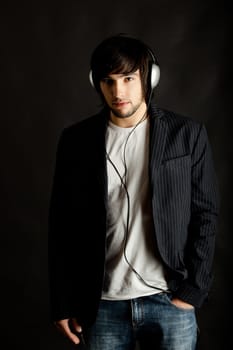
[48,34,219,349]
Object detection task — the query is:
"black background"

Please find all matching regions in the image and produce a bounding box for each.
[1,1,232,349]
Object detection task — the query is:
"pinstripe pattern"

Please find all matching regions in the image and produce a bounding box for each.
[48,104,219,323]
[148,105,219,307]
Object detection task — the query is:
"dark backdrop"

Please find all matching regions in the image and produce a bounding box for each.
[1,1,232,349]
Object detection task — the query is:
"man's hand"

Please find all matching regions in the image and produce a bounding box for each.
[171,297,194,310]
[54,318,83,345]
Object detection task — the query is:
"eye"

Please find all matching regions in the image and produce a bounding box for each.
[101,78,113,85]
[125,76,134,82]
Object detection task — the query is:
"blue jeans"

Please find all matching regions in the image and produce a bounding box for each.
[83,293,197,350]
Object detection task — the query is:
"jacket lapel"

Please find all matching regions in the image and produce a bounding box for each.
[149,105,168,179]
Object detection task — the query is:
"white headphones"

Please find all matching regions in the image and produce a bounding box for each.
[89,49,160,91]
[89,70,95,88]
[150,62,160,89]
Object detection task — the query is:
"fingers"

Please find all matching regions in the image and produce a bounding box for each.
[171,298,194,309]
[71,318,82,333]
[54,318,81,345]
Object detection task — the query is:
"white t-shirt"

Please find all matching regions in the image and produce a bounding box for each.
[102,118,168,300]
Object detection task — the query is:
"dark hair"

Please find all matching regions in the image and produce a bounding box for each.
[90,34,158,103]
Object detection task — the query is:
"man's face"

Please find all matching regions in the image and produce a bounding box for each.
[99,69,147,125]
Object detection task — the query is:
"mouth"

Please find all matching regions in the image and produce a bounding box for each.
[112,101,129,108]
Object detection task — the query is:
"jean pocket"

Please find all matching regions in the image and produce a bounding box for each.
[163,293,195,312]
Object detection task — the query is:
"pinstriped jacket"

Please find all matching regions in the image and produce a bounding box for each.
[48,104,219,325]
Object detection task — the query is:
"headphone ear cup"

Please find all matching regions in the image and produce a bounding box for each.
[151,63,160,89]
[89,70,95,88]
[89,63,160,90]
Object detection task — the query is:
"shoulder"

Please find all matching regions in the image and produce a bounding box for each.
[55,109,107,156]
[151,105,205,143]
[58,109,107,144]
[64,110,106,136]
[150,105,211,156]
[151,104,202,130]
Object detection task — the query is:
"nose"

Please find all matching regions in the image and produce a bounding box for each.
[112,80,124,98]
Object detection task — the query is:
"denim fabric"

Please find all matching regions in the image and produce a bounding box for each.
[83,293,197,350]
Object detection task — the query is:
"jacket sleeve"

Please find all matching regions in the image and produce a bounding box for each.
[174,124,220,307]
[48,129,76,321]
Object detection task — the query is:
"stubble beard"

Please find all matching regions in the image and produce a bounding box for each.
[110,101,143,119]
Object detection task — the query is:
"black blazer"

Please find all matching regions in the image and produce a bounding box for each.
[48,104,219,326]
